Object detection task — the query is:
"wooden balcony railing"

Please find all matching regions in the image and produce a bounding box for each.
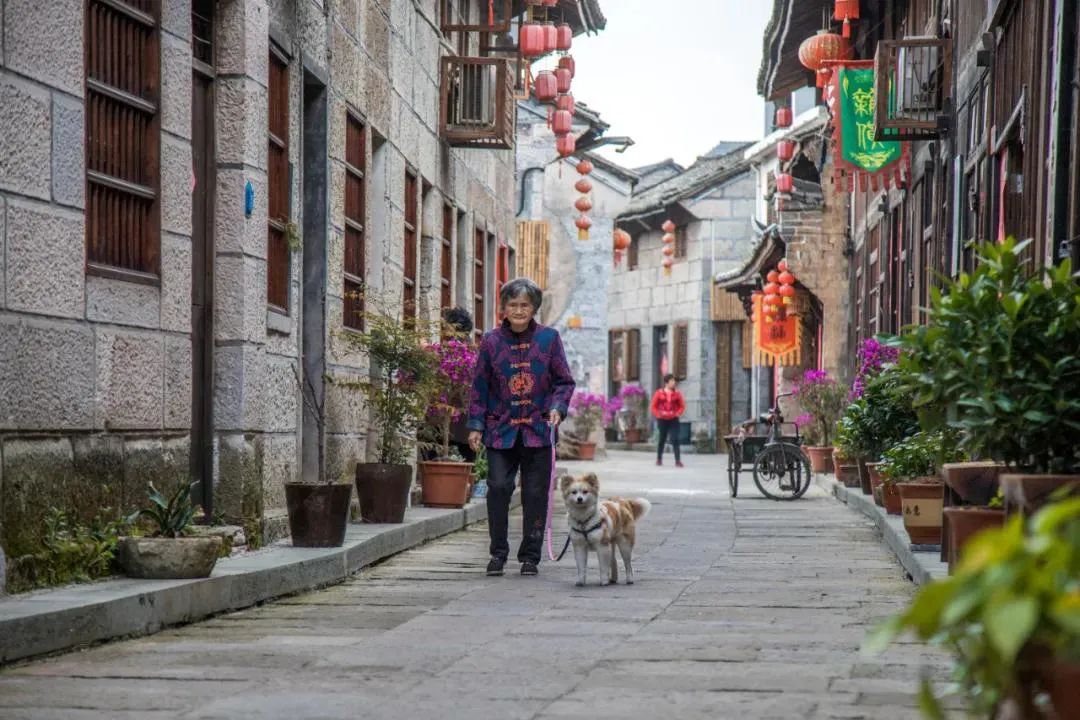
[440,56,515,150]
[874,37,952,141]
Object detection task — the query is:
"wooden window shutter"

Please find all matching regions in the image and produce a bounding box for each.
[627,235,639,270]
[515,221,549,289]
[403,170,418,319]
[742,320,753,368]
[473,228,485,337]
[674,323,688,380]
[85,0,161,279]
[267,47,290,311]
[626,328,641,381]
[609,331,624,383]
[675,226,688,259]
[343,112,366,330]
[440,203,454,309]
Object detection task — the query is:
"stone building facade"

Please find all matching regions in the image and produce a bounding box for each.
[612,145,758,445]
[0,0,549,590]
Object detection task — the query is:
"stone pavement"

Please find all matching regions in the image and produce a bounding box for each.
[0,451,946,719]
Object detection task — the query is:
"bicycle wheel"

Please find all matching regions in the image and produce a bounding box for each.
[728,446,739,498]
[752,443,812,500]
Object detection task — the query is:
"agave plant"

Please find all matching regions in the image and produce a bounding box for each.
[127,481,199,539]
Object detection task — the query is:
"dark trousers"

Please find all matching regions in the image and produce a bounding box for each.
[486,436,553,564]
[657,419,682,462]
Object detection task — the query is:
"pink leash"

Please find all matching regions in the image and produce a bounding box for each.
[544,424,559,561]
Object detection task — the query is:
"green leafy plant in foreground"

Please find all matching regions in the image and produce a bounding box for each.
[865,496,1080,718]
[14,509,127,591]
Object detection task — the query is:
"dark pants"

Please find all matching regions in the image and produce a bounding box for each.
[486,436,553,564]
[657,419,682,462]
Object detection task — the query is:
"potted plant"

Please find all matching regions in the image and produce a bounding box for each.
[898,239,1080,518]
[337,299,439,523]
[119,482,222,579]
[943,491,1006,572]
[417,338,478,509]
[284,364,353,547]
[866,497,1080,720]
[880,430,964,520]
[568,391,606,460]
[603,394,624,443]
[792,369,848,473]
[618,384,648,444]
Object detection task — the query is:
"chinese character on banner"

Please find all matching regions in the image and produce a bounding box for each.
[825,61,910,192]
[751,293,801,367]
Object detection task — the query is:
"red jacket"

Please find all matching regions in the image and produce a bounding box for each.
[651,388,686,421]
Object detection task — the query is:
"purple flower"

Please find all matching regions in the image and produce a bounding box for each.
[851,338,900,399]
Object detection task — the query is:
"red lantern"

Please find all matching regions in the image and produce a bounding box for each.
[576,159,593,175]
[543,23,558,53]
[575,215,592,240]
[574,196,593,213]
[551,109,572,135]
[764,283,780,297]
[613,229,631,251]
[543,0,558,6]
[556,24,572,51]
[777,259,789,272]
[558,55,576,78]
[834,0,860,38]
[533,71,557,102]
[520,23,546,58]
[779,284,796,304]
[662,219,676,234]
[767,270,779,283]
[776,173,794,194]
[662,245,675,257]
[574,178,592,194]
[778,271,795,286]
[556,93,575,114]
[775,107,793,128]
[554,67,572,94]
[556,133,576,157]
[662,233,676,245]
[777,140,795,162]
[662,256,674,275]
[798,30,850,72]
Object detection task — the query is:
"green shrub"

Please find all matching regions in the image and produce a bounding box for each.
[13,509,127,591]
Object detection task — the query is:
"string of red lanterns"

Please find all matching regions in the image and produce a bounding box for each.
[762,260,797,323]
[661,219,676,276]
[575,159,593,240]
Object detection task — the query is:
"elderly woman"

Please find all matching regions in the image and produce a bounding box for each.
[468,278,575,577]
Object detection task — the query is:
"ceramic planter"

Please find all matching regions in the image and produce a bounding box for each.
[835,463,861,488]
[118,536,222,579]
[857,457,873,495]
[942,461,1004,506]
[867,462,885,507]
[578,442,597,461]
[285,483,353,547]
[805,446,835,474]
[882,481,902,515]
[941,506,1005,572]
[623,428,643,445]
[1000,473,1080,516]
[897,481,943,545]
[1045,657,1080,720]
[419,461,473,508]
[355,463,413,523]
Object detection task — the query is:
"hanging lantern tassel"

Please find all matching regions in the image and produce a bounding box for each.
[576,215,591,240]
[662,257,673,277]
[842,17,851,38]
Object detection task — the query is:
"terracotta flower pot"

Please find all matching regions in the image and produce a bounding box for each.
[942,461,1005,506]
[355,463,413,523]
[623,428,643,445]
[882,481,902,515]
[836,463,861,488]
[897,480,943,545]
[578,442,597,461]
[285,483,353,547]
[1000,473,1080,516]
[857,457,873,495]
[867,462,885,506]
[419,461,473,508]
[942,506,1005,573]
[805,446,835,474]
[1045,657,1080,720]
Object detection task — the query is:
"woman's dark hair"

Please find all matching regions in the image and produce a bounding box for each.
[441,307,473,334]
[499,277,543,311]
[663,374,676,384]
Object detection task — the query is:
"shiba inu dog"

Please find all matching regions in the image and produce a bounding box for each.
[559,473,651,587]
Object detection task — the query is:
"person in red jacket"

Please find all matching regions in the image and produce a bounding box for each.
[651,374,686,467]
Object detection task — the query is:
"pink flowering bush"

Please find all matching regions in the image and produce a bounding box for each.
[617,384,649,429]
[602,396,623,429]
[851,338,900,399]
[792,369,848,447]
[569,391,607,438]
[425,339,478,459]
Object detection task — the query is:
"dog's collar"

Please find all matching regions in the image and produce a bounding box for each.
[570,519,604,535]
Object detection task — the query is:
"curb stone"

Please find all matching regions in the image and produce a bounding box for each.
[815,475,948,585]
[0,496,513,666]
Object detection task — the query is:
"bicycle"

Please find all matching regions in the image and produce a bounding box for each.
[750,392,812,500]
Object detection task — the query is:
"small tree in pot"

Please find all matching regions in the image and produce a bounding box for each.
[618,384,648,444]
[792,369,848,473]
[336,298,439,523]
[418,337,479,508]
[568,391,606,460]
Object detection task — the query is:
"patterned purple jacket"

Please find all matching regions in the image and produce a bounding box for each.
[467,319,576,449]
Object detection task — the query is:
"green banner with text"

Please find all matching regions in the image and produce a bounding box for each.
[838,67,901,173]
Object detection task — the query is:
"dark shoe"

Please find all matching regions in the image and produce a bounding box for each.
[486,558,506,576]
[676,461,685,468]
[655,459,662,466]
[520,561,539,576]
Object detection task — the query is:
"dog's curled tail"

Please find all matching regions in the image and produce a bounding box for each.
[628,498,651,520]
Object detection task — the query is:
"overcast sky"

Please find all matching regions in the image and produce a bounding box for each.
[554,0,774,169]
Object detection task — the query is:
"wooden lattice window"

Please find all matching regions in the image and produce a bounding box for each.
[627,235,640,270]
[441,203,454,309]
[608,328,641,395]
[85,0,161,280]
[473,228,486,338]
[625,328,641,382]
[673,323,689,381]
[675,226,688,259]
[515,221,549,289]
[267,46,290,312]
[403,170,418,319]
[344,112,366,330]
